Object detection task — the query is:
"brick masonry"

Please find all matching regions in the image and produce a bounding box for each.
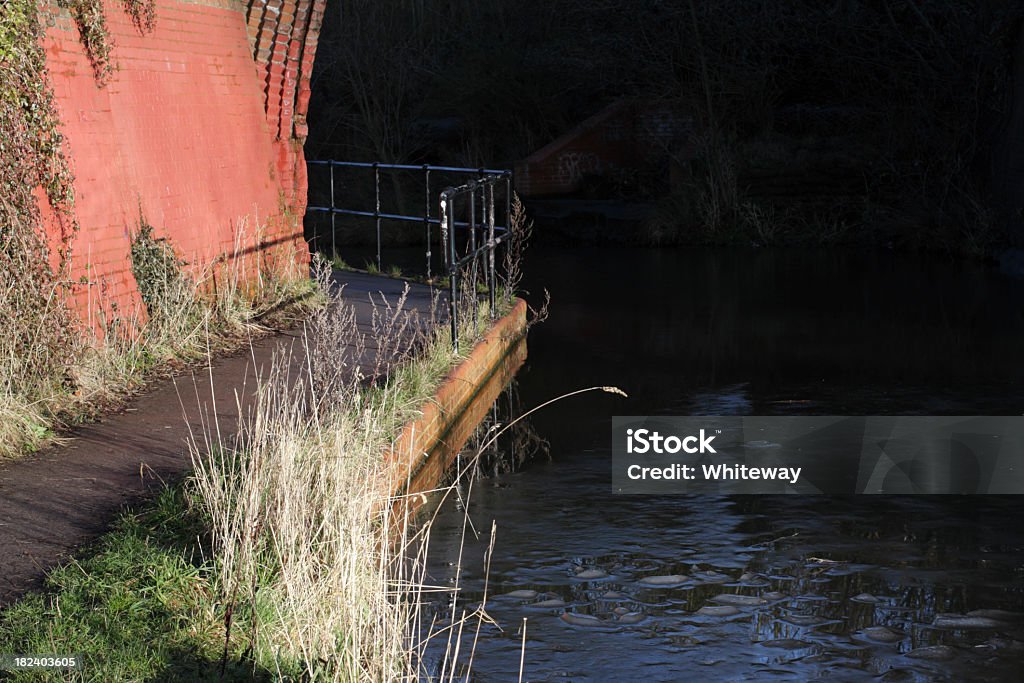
[385,299,528,522]
[514,100,695,198]
[37,0,323,315]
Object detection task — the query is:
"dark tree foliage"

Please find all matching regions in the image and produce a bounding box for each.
[308,0,1024,253]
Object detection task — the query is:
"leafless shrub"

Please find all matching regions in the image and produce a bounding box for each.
[502,193,532,301]
[368,285,421,383]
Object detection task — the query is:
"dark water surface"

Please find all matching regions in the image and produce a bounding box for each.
[423,246,1024,682]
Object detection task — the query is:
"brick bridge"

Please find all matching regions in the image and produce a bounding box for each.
[40,0,326,314]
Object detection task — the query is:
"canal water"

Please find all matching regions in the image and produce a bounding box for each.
[422,246,1024,682]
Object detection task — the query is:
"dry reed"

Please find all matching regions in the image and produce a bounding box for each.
[188,259,510,680]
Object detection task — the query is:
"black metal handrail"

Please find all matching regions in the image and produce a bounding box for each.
[439,172,512,352]
[305,160,513,349]
[307,160,507,174]
[306,160,510,280]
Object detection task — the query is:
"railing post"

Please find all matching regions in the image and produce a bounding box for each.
[442,191,459,352]
[373,162,382,272]
[329,160,336,259]
[469,182,479,334]
[505,174,512,300]
[424,165,431,281]
[487,181,496,318]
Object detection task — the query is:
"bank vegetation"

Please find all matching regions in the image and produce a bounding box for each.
[0,223,532,679]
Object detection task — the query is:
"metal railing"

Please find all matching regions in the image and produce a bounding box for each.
[440,173,512,351]
[306,160,513,349]
[306,161,508,281]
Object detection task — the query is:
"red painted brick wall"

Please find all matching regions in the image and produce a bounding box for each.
[38,0,322,315]
[514,101,694,197]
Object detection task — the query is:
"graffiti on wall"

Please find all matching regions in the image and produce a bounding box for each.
[557,150,602,184]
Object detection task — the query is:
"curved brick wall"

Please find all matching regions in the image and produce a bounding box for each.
[39,0,322,313]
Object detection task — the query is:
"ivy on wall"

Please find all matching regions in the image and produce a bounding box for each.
[59,0,114,82]
[0,0,162,277]
[124,0,156,34]
[56,0,158,84]
[1,0,79,396]
[1,0,159,398]
[129,220,186,316]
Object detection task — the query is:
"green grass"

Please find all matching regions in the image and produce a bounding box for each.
[0,486,283,682]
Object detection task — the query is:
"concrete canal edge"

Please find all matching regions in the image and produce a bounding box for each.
[385,298,529,517]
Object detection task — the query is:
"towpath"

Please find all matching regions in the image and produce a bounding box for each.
[0,271,434,607]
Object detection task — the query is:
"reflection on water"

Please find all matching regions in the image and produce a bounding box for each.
[423,246,1024,681]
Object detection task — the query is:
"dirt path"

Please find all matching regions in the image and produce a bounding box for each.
[0,271,434,607]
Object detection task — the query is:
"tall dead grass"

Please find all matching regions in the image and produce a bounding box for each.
[76,222,314,403]
[188,262,510,680]
[0,219,317,458]
[0,209,78,456]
